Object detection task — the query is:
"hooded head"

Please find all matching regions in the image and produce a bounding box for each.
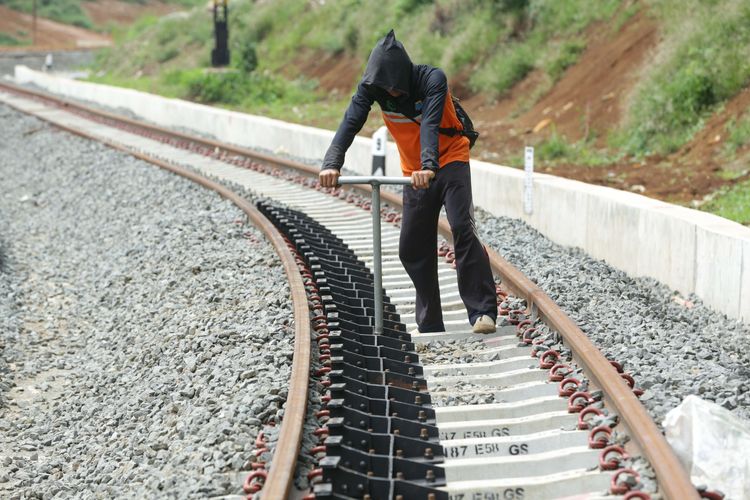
[361,30,413,97]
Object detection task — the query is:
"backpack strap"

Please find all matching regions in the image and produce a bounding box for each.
[405,114,464,138]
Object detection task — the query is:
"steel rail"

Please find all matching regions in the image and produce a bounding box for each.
[379,192,699,500]
[0,86,310,499]
[0,81,697,499]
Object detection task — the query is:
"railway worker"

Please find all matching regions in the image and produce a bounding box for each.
[318,30,497,335]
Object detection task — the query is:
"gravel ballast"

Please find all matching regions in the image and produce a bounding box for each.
[0,103,294,499]
[475,209,750,423]
[6,84,750,482]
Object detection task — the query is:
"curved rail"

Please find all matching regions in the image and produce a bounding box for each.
[0,83,310,499]
[380,188,698,500]
[0,80,697,499]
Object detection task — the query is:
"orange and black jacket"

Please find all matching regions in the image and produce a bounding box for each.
[322,30,469,176]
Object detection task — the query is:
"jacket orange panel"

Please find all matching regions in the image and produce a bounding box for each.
[381,91,470,176]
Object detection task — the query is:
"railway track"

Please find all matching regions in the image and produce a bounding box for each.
[0,81,701,500]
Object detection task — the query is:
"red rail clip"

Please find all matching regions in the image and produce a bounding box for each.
[588,425,612,449]
[568,391,593,413]
[242,469,268,494]
[599,444,629,470]
[549,363,571,382]
[611,468,640,495]
[624,491,651,500]
[539,350,560,369]
[558,377,580,397]
[577,406,603,430]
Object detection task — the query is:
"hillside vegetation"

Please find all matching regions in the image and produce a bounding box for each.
[0,0,203,30]
[93,0,625,116]
[89,0,750,224]
[0,0,92,28]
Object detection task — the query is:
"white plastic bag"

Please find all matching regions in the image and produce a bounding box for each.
[663,395,750,499]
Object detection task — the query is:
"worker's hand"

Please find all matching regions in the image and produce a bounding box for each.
[319,168,340,188]
[411,169,435,189]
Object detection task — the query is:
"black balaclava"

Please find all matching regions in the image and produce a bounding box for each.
[361,29,413,96]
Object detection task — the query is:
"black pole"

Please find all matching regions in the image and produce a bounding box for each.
[32,0,37,46]
[211,0,230,67]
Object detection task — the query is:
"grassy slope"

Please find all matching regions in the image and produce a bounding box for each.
[94,0,621,93]
[0,0,93,29]
[90,0,623,132]
[0,32,25,46]
[90,0,750,224]
[618,0,750,156]
[0,0,205,32]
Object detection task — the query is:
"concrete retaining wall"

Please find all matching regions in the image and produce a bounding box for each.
[14,66,750,323]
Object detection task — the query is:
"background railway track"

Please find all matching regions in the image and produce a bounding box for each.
[0,82,700,499]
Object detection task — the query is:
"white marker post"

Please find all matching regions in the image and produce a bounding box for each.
[371,126,387,176]
[524,146,534,215]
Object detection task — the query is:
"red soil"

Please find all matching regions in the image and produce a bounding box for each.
[291,49,362,97]
[0,4,110,50]
[82,0,179,28]
[297,8,750,204]
[0,1,180,52]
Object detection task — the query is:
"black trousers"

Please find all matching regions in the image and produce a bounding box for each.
[399,161,497,332]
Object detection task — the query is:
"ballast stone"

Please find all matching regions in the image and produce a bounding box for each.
[475,208,750,424]
[0,103,294,498]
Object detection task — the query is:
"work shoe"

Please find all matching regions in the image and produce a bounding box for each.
[472,315,496,334]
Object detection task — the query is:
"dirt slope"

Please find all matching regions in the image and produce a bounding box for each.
[466,10,659,157]
[0,1,180,51]
[298,8,749,204]
[82,0,179,27]
[0,5,110,50]
[550,86,750,202]
[292,49,361,97]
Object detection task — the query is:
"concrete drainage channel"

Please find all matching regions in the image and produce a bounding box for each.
[0,82,702,499]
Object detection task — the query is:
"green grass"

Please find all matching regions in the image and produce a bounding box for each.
[95,0,623,98]
[0,32,26,46]
[125,0,205,5]
[547,38,587,81]
[0,0,93,29]
[723,112,750,159]
[701,180,750,225]
[0,0,204,31]
[89,67,320,117]
[535,129,622,166]
[84,0,750,172]
[471,43,535,95]
[95,12,213,77]
[469,0,619,95]
[619,0,750,156]
[610,1,639,33]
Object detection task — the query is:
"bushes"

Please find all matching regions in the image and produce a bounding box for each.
[394,0,432,15]
[0,33,24,46]
[547,38,586,81]
[237,41,258,74]
[723,113,750,158]
[467,0,618,95]
[157,46,180,63]
[536,130,573,160]
[470,43,536,95]
[95,10,212,76]
[701,180,750,225]
[0,0,92,28]
[184,71,246,104]
[535,129,620,166]
[173,69,316,108]
[621,0,750,155]
[621,60,721,155]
